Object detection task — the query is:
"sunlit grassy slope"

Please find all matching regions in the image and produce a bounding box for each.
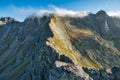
[46,16,102,70]
[0,21,5,25]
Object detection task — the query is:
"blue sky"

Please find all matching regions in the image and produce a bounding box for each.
[0,0,120,21]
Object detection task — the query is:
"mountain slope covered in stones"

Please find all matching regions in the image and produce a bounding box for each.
[0,10,120,80]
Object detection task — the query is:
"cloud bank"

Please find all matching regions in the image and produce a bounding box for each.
[107,11,120,17]
[35,5,89,17]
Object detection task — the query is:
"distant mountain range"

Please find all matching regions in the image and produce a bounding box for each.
[0,10,120,80]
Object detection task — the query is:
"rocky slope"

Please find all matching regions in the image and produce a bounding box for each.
[0,11,120,80]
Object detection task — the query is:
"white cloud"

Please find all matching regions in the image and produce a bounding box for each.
[107,11,120,17]
[35,9,53,17]
[52,5,80,16]
[34,5,89,17]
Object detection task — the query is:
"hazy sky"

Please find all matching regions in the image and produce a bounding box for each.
[0,0,120,21]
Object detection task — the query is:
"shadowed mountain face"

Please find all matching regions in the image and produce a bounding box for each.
[0,11,120,80]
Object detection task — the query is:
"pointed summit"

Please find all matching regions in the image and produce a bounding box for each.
[0,17,16,24]
[96,10,107,16]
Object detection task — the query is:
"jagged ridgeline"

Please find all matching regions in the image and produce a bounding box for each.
[0,10,120,80]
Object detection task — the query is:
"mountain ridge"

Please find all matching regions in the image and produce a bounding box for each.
[0,10,120,80]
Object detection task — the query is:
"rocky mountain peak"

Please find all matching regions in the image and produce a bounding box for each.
[95,10,107,17]
[0,17,16,24]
